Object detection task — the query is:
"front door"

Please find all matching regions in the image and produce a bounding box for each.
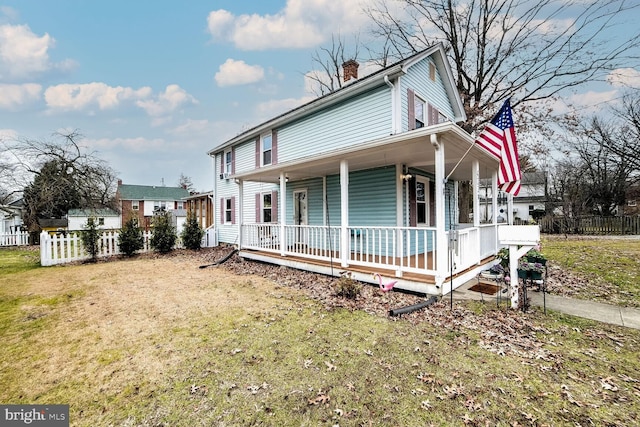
[293,190,308,244]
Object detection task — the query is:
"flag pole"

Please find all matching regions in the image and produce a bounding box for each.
[444,139,478,182]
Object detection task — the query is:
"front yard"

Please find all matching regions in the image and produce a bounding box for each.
[1,245,639,426]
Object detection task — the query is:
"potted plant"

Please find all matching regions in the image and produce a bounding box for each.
[525,247,547,265]
[518,260,545,280]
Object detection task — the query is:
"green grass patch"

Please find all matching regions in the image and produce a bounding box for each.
[0,247,40,275]
[542,237,640,307]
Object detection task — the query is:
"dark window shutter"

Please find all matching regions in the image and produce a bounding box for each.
[428,103,439,126]
[407,89,415,131]
[220,198,224,223]
[271,130,278,165]
[231,147,236,174]
[255,137,261,168]
[429,180,435,226]
[271,190,278,223]
[231,196,236,224]
[220,153,224,177]
[255,193,261,222]
[409,176,417,227]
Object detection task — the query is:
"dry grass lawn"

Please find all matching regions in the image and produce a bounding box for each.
[2,247,640,426]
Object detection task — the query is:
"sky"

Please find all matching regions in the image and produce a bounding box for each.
[1,0,639,193]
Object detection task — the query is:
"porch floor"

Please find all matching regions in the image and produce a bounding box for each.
[239,248,494,294]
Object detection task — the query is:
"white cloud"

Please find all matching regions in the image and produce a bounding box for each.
[136,84,198,116]
[0,23,57,80]
[0,128,18,141]
[44,82,152,112]
[0,83,41,109]
[88,136,165,153]
[607,68,640,89]
[206,0,372,50]
[215,59,265,87]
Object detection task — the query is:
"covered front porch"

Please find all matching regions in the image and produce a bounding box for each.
[232,122,506,295]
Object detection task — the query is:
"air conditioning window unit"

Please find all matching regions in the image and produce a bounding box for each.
[219,173,231,180]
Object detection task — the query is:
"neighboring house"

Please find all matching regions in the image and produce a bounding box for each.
[67,208,121,231]
[184,191,215,229]
[38,218,68,234]
[0,199,24,234]
[207,43,510,295]
[478,172,547,223]
[621,183,640,216]
[116,180,190,231]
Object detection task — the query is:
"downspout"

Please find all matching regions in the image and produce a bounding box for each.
[384,75,397,134]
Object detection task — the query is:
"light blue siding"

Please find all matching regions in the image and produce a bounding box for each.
[401,58,456,131]
[278,88,391,163]
[348,166,397,226]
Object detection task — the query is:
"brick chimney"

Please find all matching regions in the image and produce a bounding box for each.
[342,59,359,83]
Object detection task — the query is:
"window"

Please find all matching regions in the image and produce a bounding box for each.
[154,201,166,212]
[132,200,139,210]
[262,133,272,166]
[98,218,105,226]
[414,96,426,129]
[429,62,436,81]
[225,198,233,223]
[177,201,184,210]
[262,193,272,223]
[628,200,637,207]
[416,178,429,225]
[225,150,232,174]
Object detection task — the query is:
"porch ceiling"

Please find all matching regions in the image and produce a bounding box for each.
[233,122,500,184]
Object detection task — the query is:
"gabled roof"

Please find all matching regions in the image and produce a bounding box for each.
[208,42,466,155]
[118,184,190,201]
[68,208,120,217]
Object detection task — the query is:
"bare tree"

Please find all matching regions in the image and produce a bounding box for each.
[606,94,640,175]
[177,173,195,193]
[366,0,640,131]
[306,33,361,96]
[6,131,118,232]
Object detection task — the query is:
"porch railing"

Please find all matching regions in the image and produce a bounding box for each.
[242,224,442,276]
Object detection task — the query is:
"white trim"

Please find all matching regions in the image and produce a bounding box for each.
[416,176,430,226]
[261,133,273,167]
[340,160,349,268]
[280,172,286,257]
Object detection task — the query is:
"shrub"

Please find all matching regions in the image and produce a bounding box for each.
[150,211,177,254]
[80,216,101,262]
[181,210,205,250]
[333,272,362,299]
[118,217,144,257]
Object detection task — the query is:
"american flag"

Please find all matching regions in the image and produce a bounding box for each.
[475,99,521,196]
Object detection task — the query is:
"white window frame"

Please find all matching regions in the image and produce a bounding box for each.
[261,192,272,223]
[416,177,430,226]
[414,95,426,129]
[177,201,184,210]
[224,198,233,224]
[261,133,272,166]
[132,200,139,210]
[225,150,232,175]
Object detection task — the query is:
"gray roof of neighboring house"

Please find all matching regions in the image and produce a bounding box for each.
[118,184,190,201]
[68,208,120,217]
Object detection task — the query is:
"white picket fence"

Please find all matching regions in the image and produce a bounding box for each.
[0,231,29,247]
[40,230,157,266]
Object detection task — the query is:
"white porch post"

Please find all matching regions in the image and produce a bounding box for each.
[433,135,448,290]
[396,163,403,277]
[238,179,243,250]
[508,194,514,225]
[472,160,480,227]
[340,159,349,268]
[280,172,287,257]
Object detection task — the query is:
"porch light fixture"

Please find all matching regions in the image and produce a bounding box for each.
[279,175,289,183]
[401,173,413,181]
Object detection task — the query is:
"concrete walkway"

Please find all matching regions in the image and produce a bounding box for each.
[455,280,640,330]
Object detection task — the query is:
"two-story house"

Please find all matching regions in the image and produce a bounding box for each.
[116,180,190,231]
[478,172,547,223]
[207,43,510,296]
